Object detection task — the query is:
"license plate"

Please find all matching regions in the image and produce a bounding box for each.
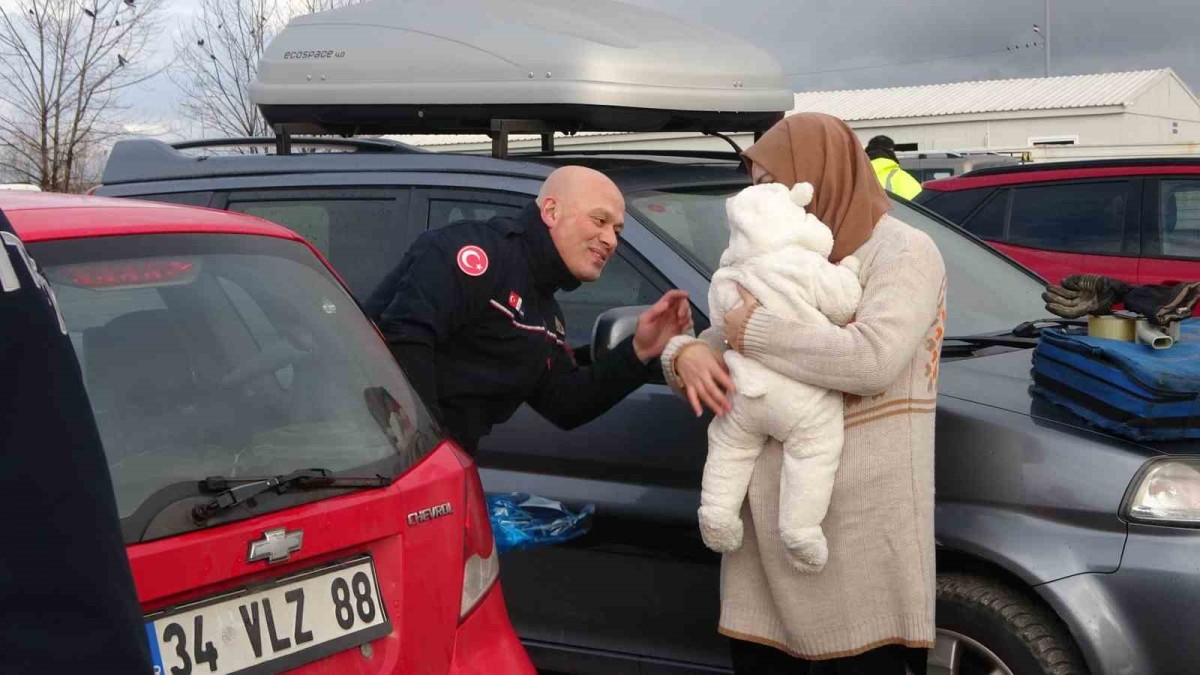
[145,557,391,675]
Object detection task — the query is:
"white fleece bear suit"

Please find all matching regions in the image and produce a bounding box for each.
[701,182,863,573]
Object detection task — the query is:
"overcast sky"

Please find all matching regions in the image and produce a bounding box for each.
[133,0,1198,139]
[629,0,1198,92]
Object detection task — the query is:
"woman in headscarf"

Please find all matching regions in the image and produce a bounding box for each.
[661,113,946,674]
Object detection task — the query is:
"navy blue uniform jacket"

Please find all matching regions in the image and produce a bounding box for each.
[0,209,151,672]
[364,203,656,452]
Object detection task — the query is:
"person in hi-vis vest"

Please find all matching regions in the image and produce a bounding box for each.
[865,135,922,200]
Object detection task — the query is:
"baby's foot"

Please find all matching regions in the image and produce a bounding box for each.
[783,526,828,573]
[698,505,744,553]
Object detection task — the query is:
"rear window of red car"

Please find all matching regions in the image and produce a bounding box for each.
[29,233,438,542]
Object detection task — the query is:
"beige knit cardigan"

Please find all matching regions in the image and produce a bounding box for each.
[662,214,947,659]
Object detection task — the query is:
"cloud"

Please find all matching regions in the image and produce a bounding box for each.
[125,0,1199,137]
[623,0,1198,92]
[123,122,172,136]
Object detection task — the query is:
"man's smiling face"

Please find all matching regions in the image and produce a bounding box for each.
[539,166,625,283]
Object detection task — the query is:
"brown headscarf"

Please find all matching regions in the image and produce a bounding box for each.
[742,113,892,262]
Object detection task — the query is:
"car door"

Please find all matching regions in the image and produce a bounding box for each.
[412,186,727,670]
[1139,176,1200,285]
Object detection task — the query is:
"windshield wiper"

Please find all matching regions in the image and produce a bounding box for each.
[1010,318,1086,338]
[943,318,1090,355]
[191,468,389,523]
[941,335,1038,357]
[943,335,1038,349]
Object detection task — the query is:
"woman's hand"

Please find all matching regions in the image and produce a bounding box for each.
[674,343,735,417]
[723,286,761,354]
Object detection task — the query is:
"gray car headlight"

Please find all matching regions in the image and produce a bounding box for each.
[1125,458,1200,526]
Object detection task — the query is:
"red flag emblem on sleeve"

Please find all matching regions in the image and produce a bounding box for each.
[508,291,523,313]
[456,245,489,276]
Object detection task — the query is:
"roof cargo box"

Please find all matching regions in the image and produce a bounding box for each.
[249,0,793,136]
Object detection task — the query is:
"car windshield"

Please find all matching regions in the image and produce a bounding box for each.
[29,233,437,522]
[627,186,1047,337]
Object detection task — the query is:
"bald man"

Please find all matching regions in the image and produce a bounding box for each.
[364,166,693,453]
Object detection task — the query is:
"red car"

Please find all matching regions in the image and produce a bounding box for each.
[2,192,533,675]
[916,158,1200,286]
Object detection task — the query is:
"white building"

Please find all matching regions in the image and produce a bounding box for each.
[395,69,1200,162]
[790,68,1200,162]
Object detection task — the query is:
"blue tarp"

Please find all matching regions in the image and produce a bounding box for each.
[486,493,595,554]
[1031,319,1200,441]
[1039,320,1200,395]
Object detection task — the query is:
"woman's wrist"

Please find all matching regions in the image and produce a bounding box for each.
[662,335,702,386]
[671,341,706,378]
[740,305,773,358]
[730,303,760,353]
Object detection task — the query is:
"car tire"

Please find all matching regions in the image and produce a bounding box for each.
[935,572,1088,675]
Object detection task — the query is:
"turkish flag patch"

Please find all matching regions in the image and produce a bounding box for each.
[456,245,489,277]
[508,291,523,313]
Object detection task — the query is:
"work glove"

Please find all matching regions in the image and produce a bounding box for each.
[1124,281,1200,326]
[1042,274,1133,319]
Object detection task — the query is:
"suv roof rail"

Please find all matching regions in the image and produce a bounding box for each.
[514,149,744,163]
[98,137,556,187]
[962,156,1200,178]
[170,136,424,154]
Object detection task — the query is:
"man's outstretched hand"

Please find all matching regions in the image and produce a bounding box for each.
[633,289,693,363]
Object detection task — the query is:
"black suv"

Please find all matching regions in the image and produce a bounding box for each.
[96,138,1200,675]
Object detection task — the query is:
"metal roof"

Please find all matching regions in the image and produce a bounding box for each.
[789,69,1188,122]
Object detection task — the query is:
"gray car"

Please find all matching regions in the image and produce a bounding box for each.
[96,139,1200,675]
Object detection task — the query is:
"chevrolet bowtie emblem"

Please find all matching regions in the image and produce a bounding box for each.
[248,528,304,564]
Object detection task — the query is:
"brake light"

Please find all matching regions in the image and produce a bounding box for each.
[450,444,498,621]
[51,258,199,289]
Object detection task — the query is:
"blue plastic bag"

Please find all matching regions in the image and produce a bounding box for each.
[486,492,595,554]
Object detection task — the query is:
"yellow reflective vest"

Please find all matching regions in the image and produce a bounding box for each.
[871,158,922,200]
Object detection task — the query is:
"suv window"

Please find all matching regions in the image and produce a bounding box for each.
[556,253,665,346]
[1160,179,1200,259]
[227,189,414,301]
[962,190,1009,240]
[628,188,735,273]
[628,185,1046,337]
[428,199,523,228]
[1008,181,1134,255]
[420,189,530,231]
[920,188,995,225]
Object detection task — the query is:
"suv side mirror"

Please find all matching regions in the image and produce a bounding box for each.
[589,305,665,384]
[591,305,647,365]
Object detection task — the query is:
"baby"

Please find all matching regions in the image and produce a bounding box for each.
[701,182,862,573]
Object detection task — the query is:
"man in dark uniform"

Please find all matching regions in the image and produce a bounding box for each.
[364,166,693,452]
[0,208,151,672]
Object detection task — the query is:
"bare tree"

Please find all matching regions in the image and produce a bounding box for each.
[294,0,350,13]
[0,0,165,192]
[172,0,356,141]
[172,0,277,139]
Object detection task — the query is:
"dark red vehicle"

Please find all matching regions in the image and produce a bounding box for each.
[916,158,1200,286]
[2,191,533,675]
